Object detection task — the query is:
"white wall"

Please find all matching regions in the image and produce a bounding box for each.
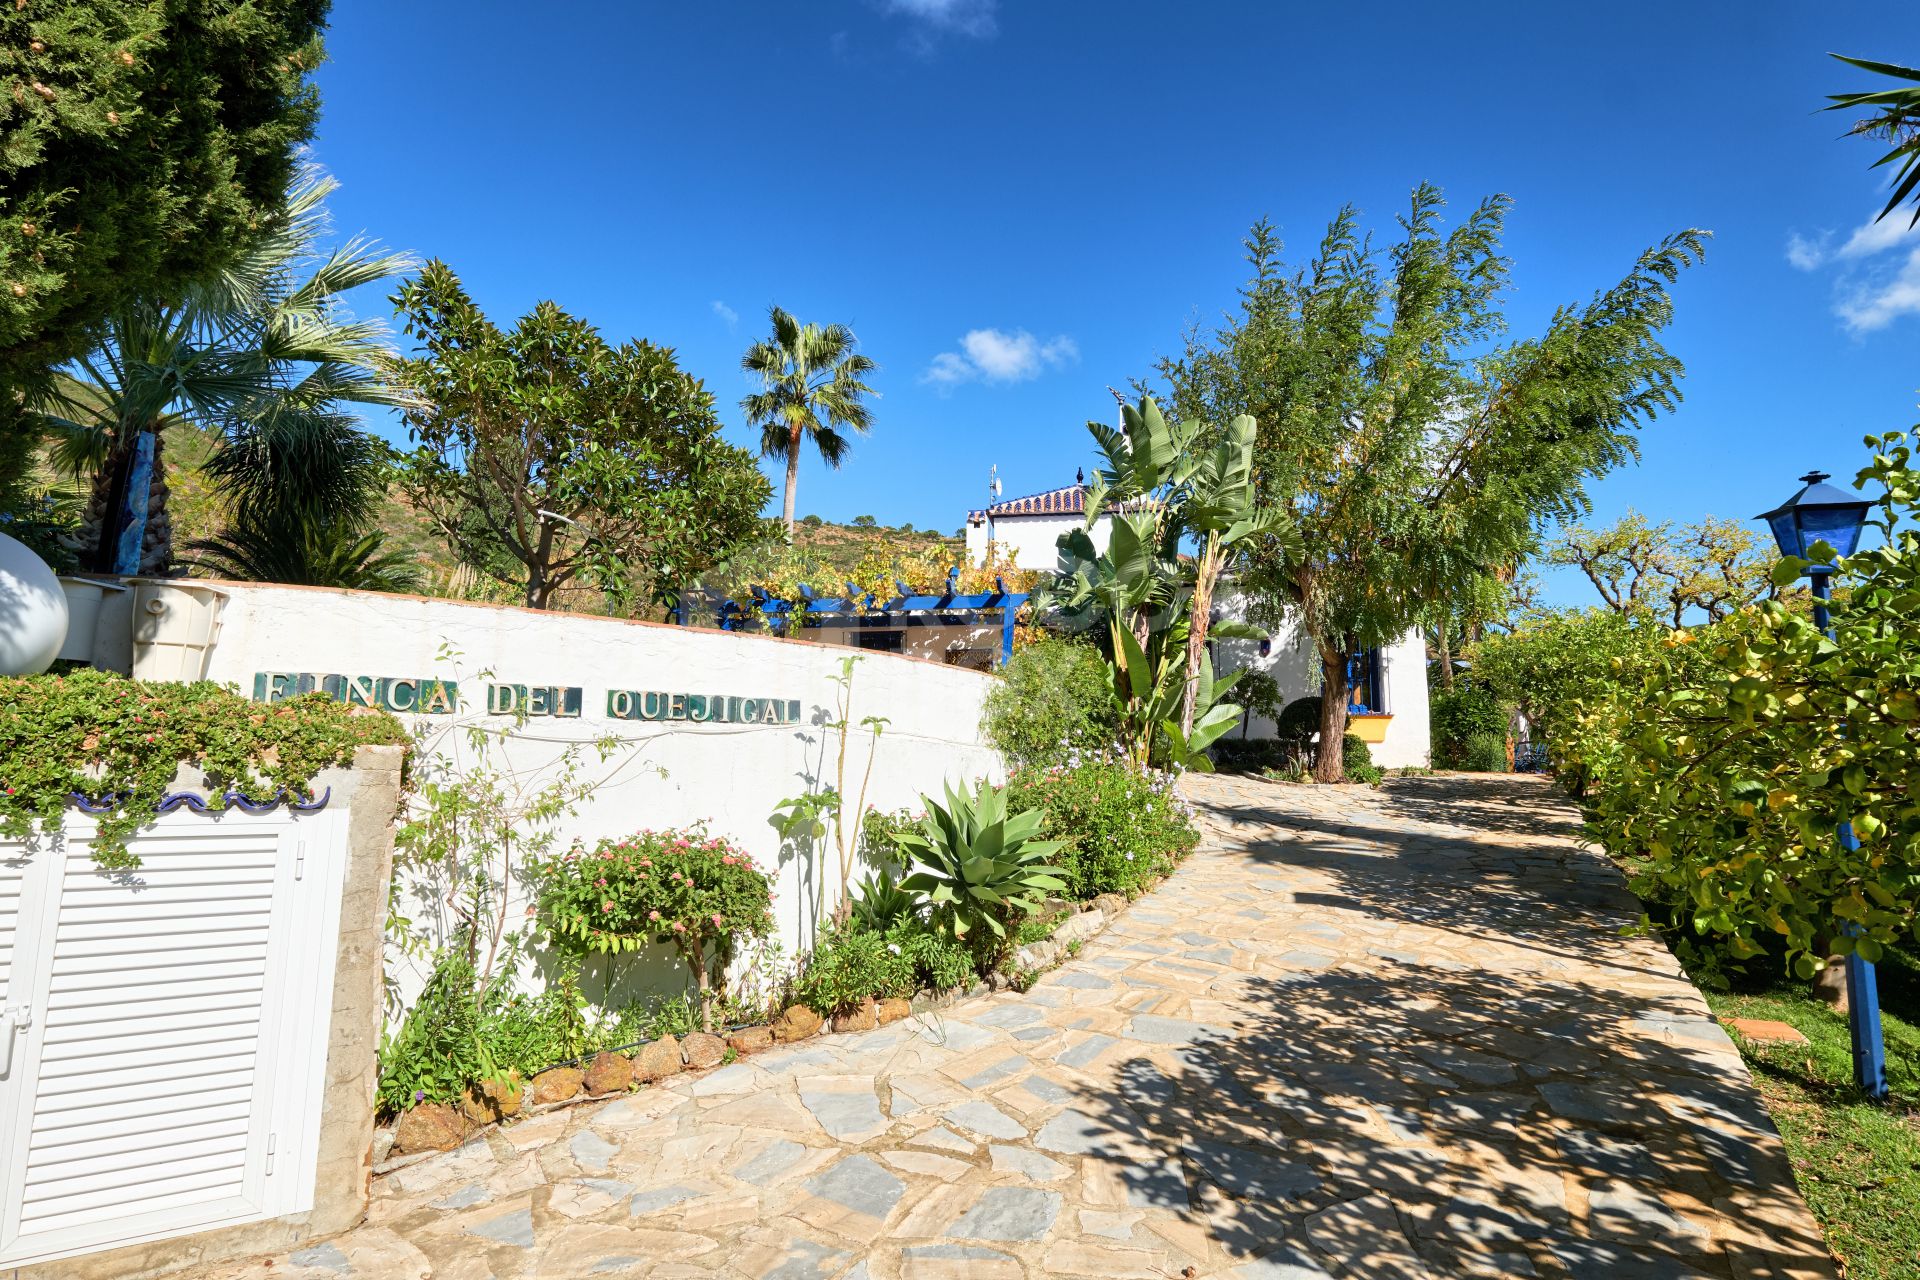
[186,583,1005,1009]
[966,513,1113,570]
[1373,629,1432,769]
[1212,595,1431,770]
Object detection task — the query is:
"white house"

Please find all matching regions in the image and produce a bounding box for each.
[965,478,1432,768]
[965,477,1113,571]
[1211,593,1432,771]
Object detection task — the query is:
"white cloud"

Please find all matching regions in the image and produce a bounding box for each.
[1837,245,1920,333]
[923,351,974,387]
[1835,216,1920,262]
[1787,210,1920,334]
[1786,232,1829,272]
[711,300,738,329]
[1788,215,1920,271]
[879,0,997,38]
[962,329,1077,379]
[922,328,1078,391]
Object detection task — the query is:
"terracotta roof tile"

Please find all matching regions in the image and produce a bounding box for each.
[967,483,1153,523]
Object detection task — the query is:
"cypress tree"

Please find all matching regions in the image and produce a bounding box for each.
[1,0,328,486]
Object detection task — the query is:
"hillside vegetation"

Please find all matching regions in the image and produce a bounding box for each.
[149,428,978,616]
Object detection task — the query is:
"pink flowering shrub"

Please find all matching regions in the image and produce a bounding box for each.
[536,827,773,1029]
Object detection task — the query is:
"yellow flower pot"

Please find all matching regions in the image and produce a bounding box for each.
[1347,713,1393,744]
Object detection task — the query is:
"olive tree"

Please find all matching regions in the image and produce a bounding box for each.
[1548,510,1774,625]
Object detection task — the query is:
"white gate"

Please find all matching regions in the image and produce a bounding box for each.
[0,801,350,1269]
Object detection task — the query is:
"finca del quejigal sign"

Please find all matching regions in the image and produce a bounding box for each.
[252,672,803,725]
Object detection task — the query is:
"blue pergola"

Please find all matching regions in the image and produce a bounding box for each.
[675,569,1030,665]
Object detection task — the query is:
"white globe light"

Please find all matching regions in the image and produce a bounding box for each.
[0,532,69,676]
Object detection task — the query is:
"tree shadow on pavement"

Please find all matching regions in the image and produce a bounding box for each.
[1041,773,1838,1279]
[1055,963,1832,1278]
[1373,773,1589,842]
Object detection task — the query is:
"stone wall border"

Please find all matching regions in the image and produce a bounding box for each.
[369,884,1151,1171]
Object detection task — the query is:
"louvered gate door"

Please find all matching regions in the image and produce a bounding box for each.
[0,803,348,1269]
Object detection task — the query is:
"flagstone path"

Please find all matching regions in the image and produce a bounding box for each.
[199,772,1835,1280]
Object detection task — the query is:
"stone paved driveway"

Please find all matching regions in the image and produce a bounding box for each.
[199,772,1835,1280]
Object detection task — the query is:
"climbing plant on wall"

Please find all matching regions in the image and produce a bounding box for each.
[0,668,406,870]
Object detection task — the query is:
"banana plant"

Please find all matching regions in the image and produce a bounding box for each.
[1043,397,1198,748]
[1047,513,1177,767]
[1053,511,1173,651]
[1177,412,1295,734]
[1113,623,1245,772]
[1155,649,1247,771]
[1047,395,1289,767]
[895,780,1067,953]
[1081,394,1201,519]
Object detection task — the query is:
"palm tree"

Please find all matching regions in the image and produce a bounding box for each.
[186,517,420,593]
[740,307,877,534]
[1828,55,1920,227]
[33,168,413,576]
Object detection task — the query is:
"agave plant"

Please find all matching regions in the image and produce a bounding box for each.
[849,867,920,934]
[896,781,1067,950]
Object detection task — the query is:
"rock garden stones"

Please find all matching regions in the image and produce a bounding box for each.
[728,1025,774,1055]
[1015,939,1064,970]
[583,1050,633,1095]
[530,1065,585,1104]
[1053,908,1105,946]
[876,997,913,1025]
[460,1075,524,1124]
[391,1101,469,1155]
[772,1004,824,1042]
[632,1034,683,1082]
[681,1031,727,1069]
[831,996,879,1033]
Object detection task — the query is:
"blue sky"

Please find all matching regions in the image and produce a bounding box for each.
[312,1,1920,605]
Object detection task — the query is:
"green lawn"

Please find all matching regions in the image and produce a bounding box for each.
[1705,944,1920,1280]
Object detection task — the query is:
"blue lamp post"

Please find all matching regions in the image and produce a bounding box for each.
[1757,469,1884,1101]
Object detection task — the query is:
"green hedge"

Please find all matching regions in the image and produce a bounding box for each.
[0,668,407,869]
[1429,685,1509,769]
[981,637,1120,767]
[1003,757,1198,899]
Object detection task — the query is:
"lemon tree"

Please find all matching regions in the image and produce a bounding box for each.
[1589,432,1920,974]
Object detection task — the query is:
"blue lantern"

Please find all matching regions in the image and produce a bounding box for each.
[1756,470,1870,567]
[1755,468,1883,1101]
